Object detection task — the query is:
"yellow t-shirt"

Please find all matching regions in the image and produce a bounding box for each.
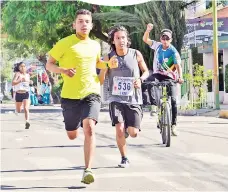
[48,34,101,99]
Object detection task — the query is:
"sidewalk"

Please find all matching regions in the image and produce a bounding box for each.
[0,103,109,114]
[177,104,228,119]
[1,103,228,118]
[0,104,62,114]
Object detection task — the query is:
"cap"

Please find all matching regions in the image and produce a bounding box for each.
[161,29,172,39]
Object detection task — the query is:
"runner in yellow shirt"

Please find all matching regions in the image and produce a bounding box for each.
[46,9,117,184]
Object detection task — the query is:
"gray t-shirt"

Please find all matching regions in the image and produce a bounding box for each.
[106,48,143,105]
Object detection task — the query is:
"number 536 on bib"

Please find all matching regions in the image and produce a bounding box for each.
[112,76,135,96]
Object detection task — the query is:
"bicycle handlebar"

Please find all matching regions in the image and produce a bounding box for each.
[143,79,178,87]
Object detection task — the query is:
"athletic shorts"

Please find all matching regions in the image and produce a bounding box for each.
[109,101,143,130]
[61,94,101,131]
[15,92,29,102]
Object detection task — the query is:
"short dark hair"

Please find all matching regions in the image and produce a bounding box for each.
[75,9,92,19]
[107,25,131,51]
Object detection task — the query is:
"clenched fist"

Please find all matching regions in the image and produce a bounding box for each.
[108,55,118,69]
[147,23,153,32]
[62,68,76,77]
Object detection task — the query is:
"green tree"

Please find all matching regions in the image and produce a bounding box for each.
[2,1,119,103]
[184,63,213,108]
[1,1,118,103]
[0,40,14,96]
[1,1,114,82]
[0,39,16,82]
[0,61,12,82]
[206,0,228,9]
[93,1,186,68]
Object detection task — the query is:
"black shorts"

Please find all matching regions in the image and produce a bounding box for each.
[15,92,29,102]
[109,102,143,130]
[61,94,101,131]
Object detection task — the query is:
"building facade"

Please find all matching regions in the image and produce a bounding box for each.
[184,1,228,105]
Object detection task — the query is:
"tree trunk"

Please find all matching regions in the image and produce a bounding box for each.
[91,4,108,43]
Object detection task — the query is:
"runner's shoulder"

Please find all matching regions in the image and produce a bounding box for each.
[169,44,179,54]
[55,34,80,48]
[58,34,75,43]
[88,39,101,48]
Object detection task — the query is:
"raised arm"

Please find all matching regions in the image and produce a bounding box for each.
[143,23,154,47]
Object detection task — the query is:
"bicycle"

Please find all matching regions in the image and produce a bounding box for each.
[145,79,176,147]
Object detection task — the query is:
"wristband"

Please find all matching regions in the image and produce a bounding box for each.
[105,62,110,69]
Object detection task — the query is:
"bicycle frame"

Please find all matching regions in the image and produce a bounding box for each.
[145,79,176,147]
[158,85,172,126]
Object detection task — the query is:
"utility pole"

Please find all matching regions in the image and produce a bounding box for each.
[212,0,220,109]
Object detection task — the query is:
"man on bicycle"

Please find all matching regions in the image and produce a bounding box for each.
[143,23,184,136]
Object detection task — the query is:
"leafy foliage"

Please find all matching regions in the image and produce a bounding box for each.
[93,1,186,68]
[184,63,213,108]
[2,1,80,54]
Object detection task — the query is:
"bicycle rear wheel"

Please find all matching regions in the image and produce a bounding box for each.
[161,102,171,147]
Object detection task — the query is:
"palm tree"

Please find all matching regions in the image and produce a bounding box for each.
[93,1,186,68]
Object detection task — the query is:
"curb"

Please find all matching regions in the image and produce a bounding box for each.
[1,108,62,114]
[1,108,110,114]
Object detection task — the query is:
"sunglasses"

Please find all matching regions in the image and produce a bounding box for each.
[161,36,170,41]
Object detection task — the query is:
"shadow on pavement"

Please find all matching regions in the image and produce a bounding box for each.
[1,185,86,190]
[23,144,117,149]
[1,165,118,173]
[1,166,84,173]
[1,143,165,150]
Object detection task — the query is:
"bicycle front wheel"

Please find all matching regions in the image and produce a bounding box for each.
[161,102,171,147]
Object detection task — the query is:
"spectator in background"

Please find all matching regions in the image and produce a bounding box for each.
[40,81,51,104]
[29,80,38,106]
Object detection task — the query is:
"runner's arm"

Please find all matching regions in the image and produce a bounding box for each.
[98,55,109,85]
[143,30,153,47]
[136,50,149,81]
[174,64,183,79]
[46,56,66,74]
[12,73,21,86]
[96,59,109,69]
[173,51,183,82]
[96,56,118,69]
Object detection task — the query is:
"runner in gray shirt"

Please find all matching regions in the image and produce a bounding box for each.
[99,26,149,168]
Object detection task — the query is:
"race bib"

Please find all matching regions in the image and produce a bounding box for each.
[112,76,134,96]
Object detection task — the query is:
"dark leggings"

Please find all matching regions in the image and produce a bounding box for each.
[146,73,177,125]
